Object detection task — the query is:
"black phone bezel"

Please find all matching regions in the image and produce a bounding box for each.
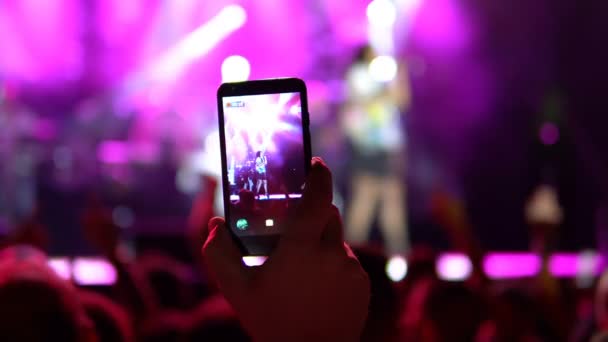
[216,78,312,256]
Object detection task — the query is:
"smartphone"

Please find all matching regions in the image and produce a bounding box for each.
[217,78,312,256]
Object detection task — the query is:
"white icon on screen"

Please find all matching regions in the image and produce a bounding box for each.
[265,219,274,227]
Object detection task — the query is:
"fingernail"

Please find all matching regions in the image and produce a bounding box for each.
[311,157,325,166]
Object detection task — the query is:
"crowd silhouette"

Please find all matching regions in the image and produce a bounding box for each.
[0,159,606,341]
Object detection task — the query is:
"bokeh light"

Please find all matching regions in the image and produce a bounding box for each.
[369,55,398,82]
[386,255,408,282]
[221,55,251,83]
[367,0,397,28]
[437,253,473,281]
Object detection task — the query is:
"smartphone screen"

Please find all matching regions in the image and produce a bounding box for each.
[218,79,311,255]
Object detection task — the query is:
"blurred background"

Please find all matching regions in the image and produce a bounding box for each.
[1,0,608,338]
[0,0,608,341]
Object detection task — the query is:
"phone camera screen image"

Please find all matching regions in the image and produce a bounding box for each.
[219,85,310,255]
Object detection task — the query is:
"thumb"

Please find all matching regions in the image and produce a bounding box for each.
[202,217,248,298]
[320,205,344,249]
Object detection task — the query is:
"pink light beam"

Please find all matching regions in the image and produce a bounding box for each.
[149,5,247,83]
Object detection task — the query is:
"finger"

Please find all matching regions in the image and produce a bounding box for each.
[282,157,334,245]
[320,205,344,249]
[202,217,248,297]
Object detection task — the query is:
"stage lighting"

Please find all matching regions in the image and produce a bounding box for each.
[221,55,251,83]
[367,0,397,28]
[396,0,422,15]
[369,55,398,82]
[72,258,117,286]
[151,4,247,82]
[483,253,541,279]
[437,253,472,281]
[386,255,408,282]
[98,140,130,164]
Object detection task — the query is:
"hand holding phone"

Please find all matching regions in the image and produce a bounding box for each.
[203,159,370,341]
[217,78,312,255]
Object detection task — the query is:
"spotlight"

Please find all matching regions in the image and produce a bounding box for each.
[396,0,422,15]
[369,55,398,82]
[367,0,397,28]
[386,255,408,282]
[151,4,247,82]
[221,55,251,83]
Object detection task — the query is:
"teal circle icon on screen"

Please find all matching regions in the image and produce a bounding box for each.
[236,218,249,230]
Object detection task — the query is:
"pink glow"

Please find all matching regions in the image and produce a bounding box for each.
[0,0,83,82]
[98,140,130,164]
[47,252,602,287]
[483,253,541,279]
[47,257,71,280]
[549,253,578,277]
[437,253,472,281]
[150,5,247,83]
[410,0,471,53]
[72,258,117,286]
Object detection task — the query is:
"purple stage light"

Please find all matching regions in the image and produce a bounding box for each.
[72,257,117,286]
[409,0,471,54]
[549,253,579,278]
[47,251,603,286]
[98,140,130,164]
[483,253,541,279]
[149,5,247,83]
[0,0,83,82]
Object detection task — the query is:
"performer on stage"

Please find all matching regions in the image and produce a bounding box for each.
[342,44,410,254]
[243,159,254,191]
[255,151,268,198]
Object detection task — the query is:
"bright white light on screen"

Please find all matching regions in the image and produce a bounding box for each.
[367,0,397,27]
[221,55,251,82]
[369,55,398,82]
[386,255,408,282]
[243,256,267,267]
